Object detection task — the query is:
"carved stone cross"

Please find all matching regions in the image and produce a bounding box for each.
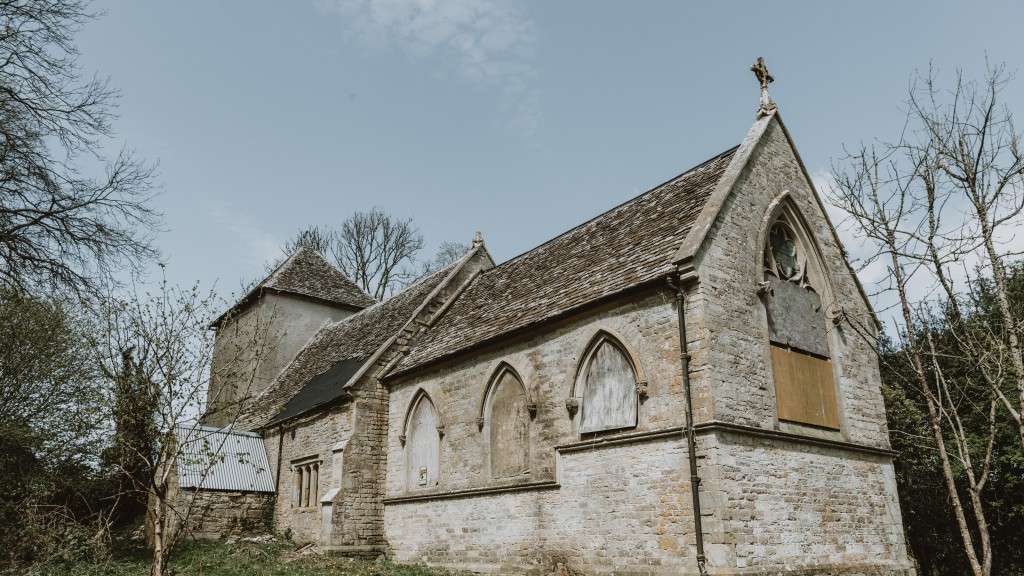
[750,56,777,117]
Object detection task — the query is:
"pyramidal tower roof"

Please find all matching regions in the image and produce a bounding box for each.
[212,247,375,327]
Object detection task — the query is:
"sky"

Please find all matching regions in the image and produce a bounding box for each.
[76,0,1024,311]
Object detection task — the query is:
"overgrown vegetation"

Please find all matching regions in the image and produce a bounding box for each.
[881,269,1024,575]
[12,540,460,576]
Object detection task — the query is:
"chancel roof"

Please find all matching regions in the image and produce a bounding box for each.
[391,146,738,376]
[212,247,375,328]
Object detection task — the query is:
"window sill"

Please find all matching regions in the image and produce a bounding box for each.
[384,479,559,505]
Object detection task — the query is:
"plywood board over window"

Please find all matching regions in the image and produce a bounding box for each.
[580,340,638,433]
[771,345,840,430]
[489,371,530,478]
[405,395,440,489]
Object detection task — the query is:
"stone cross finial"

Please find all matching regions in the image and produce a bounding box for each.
[472,231,484,248]
[750,56,777,118]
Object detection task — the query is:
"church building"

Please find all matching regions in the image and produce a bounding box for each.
[180,63,914,575]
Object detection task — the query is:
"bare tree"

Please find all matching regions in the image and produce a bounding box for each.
[905,64,1024,450]
[89,275,271,576]
[825,62,1024,574]
[0,0,159,296]
[283,225,334,258]
[277,209,425,299]
[331,208,423,299]
[832,142,997,576]
[267,225,335,274]
[421,240,469,275]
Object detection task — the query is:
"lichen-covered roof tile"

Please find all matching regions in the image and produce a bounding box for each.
[213,248,375,327]
[394,147,738,374]
[263,248,377,309]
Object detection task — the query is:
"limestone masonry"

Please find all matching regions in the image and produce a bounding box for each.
[175,105,914,575]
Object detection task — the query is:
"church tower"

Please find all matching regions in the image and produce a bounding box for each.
[202,248,374,428]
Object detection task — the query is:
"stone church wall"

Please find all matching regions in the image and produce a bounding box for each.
[329,374,390,551]
[383,289,697,572]
[385,289,690,495]
[206,294,355,427]
[691,117,890,449]
[170,489,275,541]
[684,116,913,573]
[700,431,912,574]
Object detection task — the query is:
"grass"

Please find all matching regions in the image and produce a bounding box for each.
[14,540,457,576]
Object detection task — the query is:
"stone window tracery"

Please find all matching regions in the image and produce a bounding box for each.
[765,220,809,286]
[761,204,840,430]
[291,459,319,508]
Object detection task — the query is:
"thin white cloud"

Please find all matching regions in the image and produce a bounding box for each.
[317,0,541,139]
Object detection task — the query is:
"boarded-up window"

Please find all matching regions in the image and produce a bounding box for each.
[771,345,840,429]
[489,371,529,478]
[580,340,638,433]
[406,395,440,489]
[763,210,841,431]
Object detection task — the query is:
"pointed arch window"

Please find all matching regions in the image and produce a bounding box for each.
[761,203,840,430]
[578,336,639,434]
[483,365,531,478]
[404,392,441,490]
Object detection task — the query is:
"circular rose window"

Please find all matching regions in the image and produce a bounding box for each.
[769,222,799,280]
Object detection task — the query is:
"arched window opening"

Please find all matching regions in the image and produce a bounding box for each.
[405,393,440,490]
[761,204,840,430]
[488,368,530,478]
[579,339,638,434]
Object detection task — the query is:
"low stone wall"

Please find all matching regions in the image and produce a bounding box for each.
[384,434,698,575]
[172,489,275,541]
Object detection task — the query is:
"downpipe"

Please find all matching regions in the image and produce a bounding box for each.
[668,275,708,576]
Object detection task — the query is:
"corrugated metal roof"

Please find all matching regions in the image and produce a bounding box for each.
[175,425,275,493]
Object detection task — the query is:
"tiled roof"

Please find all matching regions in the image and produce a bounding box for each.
[175,425,274,493]
[393,147,738,374]
[244,262,458,428]
[212,248,375,327]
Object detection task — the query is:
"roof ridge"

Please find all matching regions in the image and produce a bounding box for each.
[492,145,740,270]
